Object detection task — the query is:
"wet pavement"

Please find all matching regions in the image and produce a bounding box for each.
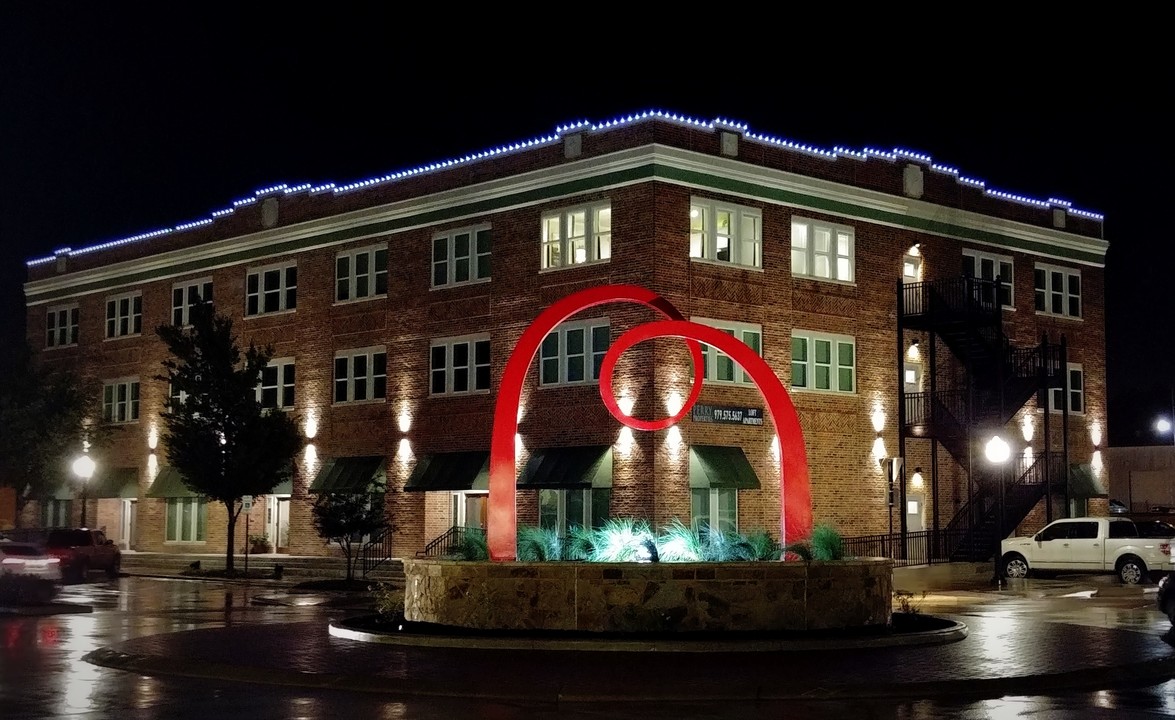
[2,573,1175,718]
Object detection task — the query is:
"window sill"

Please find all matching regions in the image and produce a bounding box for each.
[104,420,141,426]
[790,387,858,397]
[539,259,610,273]
[1034,311,1083,321]
[790,274,855,287]
[429,389,493,397]
[332,399,388,407]
[333,294,388,307]
[103,334,142,342]
[44,344,78,351]
[431,278,492,291]
[164,540,207,546]
[244,309,297,319]
[539,380,601,389]
[690,257,763,272]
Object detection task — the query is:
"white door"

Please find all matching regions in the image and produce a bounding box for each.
[451,491,488,530]
[120,499,136,550]
[267,496,291,551]
[905,494,924,532]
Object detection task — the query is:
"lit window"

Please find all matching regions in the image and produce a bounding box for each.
[246,262,297,316]
[334,347,387,403]
[689,199,761,268]
[963,249,1013,309]
[691,488,737,534]
[105,292,142,338]
[1035,263,1082,319]
[791,331,856,393]
[46,304,79,348]
[539,488,610,535]
[1049,363,1084,414]
[692,318,762,385]
[430,335,492,395]
[791,218,854,282]
[172,279,213,326]
[540,320,610,386]
[102,379,140,423]
[433,226,491,287]
[256,358,296,410]
[541,203,611,269]
[166,497,207,542]
[336,245,388,302]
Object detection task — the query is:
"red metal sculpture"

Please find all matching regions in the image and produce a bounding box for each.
[488,284,812,561]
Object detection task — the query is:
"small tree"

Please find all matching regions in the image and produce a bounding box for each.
[311,492,388,582]
[156,303,303,573]
[0,344,108,524]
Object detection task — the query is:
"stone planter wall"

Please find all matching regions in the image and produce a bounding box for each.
[403,558,893,633]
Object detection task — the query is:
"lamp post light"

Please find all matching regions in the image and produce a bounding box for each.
[1157,417,1175,446]
[985,435,1011,587]
[72,453,96,528]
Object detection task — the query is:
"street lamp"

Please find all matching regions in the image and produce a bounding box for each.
[72,453,96,528]
[1157,417,1175,446]
[986,435,1011,586]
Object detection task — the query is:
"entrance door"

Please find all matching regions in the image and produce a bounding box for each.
[452,491,488,530]
[267,496,291,552]
[905,494,924,532]
[120,499,136,550]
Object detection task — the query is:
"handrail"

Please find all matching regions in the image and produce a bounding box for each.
[360,526,394,578]
[417,526,484,558]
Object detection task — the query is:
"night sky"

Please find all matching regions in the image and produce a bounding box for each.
[2,8,1168,446]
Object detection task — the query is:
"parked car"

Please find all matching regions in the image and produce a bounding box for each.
[1109,499,1128,514]
[0,538,63,603]
[1159,573,1175,623]
[43,528,121,583]
[1136,519,1175,538]
[1000,516,1175,584]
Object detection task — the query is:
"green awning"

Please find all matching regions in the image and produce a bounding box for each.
[404,451,489,492]
[309,456,386,494]
[89,467,138,499]
[517,446,612,489]
[1069,463,1108,499]
[147,466,199,498]
[689,445,761,489]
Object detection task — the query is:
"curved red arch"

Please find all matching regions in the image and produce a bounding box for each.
[488,284,811,560]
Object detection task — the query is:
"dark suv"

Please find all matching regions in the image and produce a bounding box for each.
[1159,573,1175,623]
[43,528,121,583]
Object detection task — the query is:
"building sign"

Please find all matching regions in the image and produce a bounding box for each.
[691,403,764,426]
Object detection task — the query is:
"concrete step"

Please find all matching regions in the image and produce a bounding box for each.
[120,553,405,586]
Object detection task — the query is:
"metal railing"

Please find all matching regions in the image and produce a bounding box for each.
[842,530,968,567]
[417,526,484,558]
[360,526,394,578]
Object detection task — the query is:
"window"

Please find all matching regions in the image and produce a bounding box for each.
[691,488,737,534]
[962,250,1013,309]
[333,347,387,403]
[693,319,761,385]
[904,360,922,393]
[168,383,188,409]
[791,218,854,282]
[105,292,142,338]
[902,253,922,283]
[433,226,491,287]
[41,499,71,528]
[257,358,296,410]
[791,331,856,393]
[46,304,79,347]
[430,335,491,395]
[689,199,762,268]
[102,379,140,423]
[336,245,388,302]
[1049,363,1084,414]
[540,320,610,386]
[541,203,611,269]
[172,279,213,326]
[246,262,297,315]
[1035,263,1082,318]
[166,497,207,542]
[539,488,610,536]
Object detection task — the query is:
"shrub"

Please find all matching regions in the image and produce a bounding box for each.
[456,528,488,560]
[586,517,654,562]
[742,530,782,561]
[517,526,563,561]
[370,582,405,618]
[809,522,845,561]
[565,524,596,561]
[656,519,705,562]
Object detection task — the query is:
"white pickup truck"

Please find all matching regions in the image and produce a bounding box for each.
[1000,516,1175,584]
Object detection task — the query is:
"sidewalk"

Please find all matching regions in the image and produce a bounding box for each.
[82,564,1175,703]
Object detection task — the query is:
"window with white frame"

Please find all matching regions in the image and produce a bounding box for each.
[1049,363,1084,414]
[336,245,388,302]
[791,331,856,393]
[539,488,610,536]
[902,253,922,283]
[791,218,854,282]
[172,279,213,326]
[430,335,491,395]
[540,320,610,386]
[166,497,206,542]
[246,262,297,316]
[540,203,611,269]
[168,382,188,410]
[693,318,761,385]
[46,304,79,348]
[689,199,762,268]
[333,347,387,403]
[1035,263,1082,319]
[105,292,142,338]
[256,358,296,410]
[41,500,71,528]
[433,226,491,287]
[963,249,1013,309]
[904,360,922,393]
[102,379,140,423]
[691,488,737,534]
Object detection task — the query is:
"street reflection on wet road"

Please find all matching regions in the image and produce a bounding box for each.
[1,576,1174,719]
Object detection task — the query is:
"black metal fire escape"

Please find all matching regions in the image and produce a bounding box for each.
[896,276,1068,562]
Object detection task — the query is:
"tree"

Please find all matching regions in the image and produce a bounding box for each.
[0,344,106,525]
[311,492,388,582]
[156,303,303,573]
